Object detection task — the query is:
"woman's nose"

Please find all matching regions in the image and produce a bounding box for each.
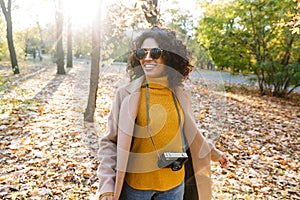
[144,51,152,60]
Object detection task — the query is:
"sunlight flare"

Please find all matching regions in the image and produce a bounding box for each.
[63,0,102,28]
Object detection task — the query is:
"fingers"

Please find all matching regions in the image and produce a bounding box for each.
[102,196,113,200]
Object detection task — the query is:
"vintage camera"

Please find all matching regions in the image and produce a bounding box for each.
[157,152,188,171]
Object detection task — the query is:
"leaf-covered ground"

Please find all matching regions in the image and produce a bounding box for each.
[0,62,299,200]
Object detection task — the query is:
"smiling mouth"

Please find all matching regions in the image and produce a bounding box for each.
[144,64,157,69]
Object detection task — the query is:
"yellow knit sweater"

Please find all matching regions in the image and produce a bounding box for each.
[125,76,185,191]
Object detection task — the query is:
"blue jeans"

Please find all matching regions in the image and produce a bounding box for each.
[120,181,184,200]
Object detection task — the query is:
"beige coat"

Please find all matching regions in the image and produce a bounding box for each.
[96,76,223,200]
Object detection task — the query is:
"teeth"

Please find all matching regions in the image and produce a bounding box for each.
[145,64,156,68]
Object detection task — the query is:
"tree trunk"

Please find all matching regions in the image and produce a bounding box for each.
[0,0,19,74]
[142,0,160,26]
[55,0,65,74]
[84,2,102,122]
[67,16,73,68]
[281,35,294,66]
[36,21,44,61]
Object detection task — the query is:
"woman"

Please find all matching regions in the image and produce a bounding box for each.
[96,26,228,200]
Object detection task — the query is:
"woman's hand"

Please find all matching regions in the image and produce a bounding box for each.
[218,154,229,168]
[99,192,114,200]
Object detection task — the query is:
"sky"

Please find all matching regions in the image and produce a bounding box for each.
[10,0,201,30]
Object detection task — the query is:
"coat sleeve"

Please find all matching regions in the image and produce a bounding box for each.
[96,87,124,198]
[208,142,223,162]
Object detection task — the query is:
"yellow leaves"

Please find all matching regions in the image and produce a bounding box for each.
[217,194,234,200]
[0,64,103,199]
[198,110,205,120]
[99,107,111,116]
[31,187,52,197]
[252,144,260,150]
[46,170,56,177]
[234,139,243,146]
[291,27,300,34]
[69,194,77,200]
[207,80,299,199]
[38,106,44,115]
[276,11,300,35]
[226,171,237,179]
[286,11,295,18]
[31,188,40,196]
[0,174,9,182]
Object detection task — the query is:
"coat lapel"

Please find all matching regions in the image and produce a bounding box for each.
[117,76,145,148]
[124,76,145,94]
[175,85,212,200]
[114,76,144,199]
[175,85,199,146]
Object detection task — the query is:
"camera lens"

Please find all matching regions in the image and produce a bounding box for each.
[171,161,182,171]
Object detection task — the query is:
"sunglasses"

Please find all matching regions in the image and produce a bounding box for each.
[135,48,163,60]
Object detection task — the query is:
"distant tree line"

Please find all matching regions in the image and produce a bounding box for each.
[197,0,300,97]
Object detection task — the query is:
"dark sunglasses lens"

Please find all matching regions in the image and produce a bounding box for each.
[136,49,146,60]
[150,48,162,59]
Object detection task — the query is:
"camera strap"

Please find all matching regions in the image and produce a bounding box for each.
[145,84,187,158]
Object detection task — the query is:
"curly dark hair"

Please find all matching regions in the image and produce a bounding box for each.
[127,26,194,88]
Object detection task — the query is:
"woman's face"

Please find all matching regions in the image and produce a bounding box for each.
[139,38,165,78]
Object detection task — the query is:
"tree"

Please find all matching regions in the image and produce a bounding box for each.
[197,0,300,97]
[166,3,210,69]
[197,1,247,71]
[141,0,160,26]
[98,1,146,63]
[0,16,7,59]
[35,21,44,61]
[66,15,73,68]
[19,21,55,61]
[240,0,299,96]
[54,0,65,74]
[84,1,102,122]
[0,0,19,74]
[278,2,300,35]
[22,22,45,60]
[73,26,92,59]
[84,0,154,122]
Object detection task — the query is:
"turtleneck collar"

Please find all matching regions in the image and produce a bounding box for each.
[146,76,169,89]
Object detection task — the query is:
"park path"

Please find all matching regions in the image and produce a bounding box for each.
[0,61,299,199]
